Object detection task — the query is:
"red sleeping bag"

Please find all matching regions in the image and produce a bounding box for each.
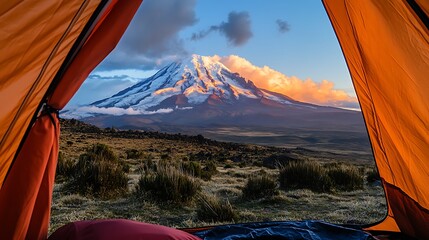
[48,219,202,240]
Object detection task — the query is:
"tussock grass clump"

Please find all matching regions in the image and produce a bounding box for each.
[326,164,364,191]
[182,161,202,177]
[279,161,365,192]
[197,194,238,222]
[242,174,278,200]
[181,161,218,180]
[279,161,332,193]
[65,143,129,199]
[125,149,144,159]
[85,143,117,161]
[202,161,218,180]
[136,156,157,174]
[56,151,75,181]
[136,165,201,203]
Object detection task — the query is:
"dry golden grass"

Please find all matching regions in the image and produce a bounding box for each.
[50,120,386,234]
[51,167,386,232]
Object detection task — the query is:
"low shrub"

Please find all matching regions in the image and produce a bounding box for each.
[279,161,332,193]
[182,161,202,177]
[85,143,117,161]
[136,165,201,203]
[125,149,144,159]
[242,174,278,200]
[326,164,364,191]
[65,144,129,199]
[56,151,75,181]
[366,168,380,183]
[182,161,218,180]
[196,194,238,222]
[136,156,156,174]
[201,161,218,180]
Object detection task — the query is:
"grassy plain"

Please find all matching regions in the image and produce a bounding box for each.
[50,119,386,233]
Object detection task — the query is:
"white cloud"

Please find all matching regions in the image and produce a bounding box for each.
[97,0,197,70]
[61,106,173,119]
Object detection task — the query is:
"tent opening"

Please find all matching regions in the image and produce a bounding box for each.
[52,0,387,235]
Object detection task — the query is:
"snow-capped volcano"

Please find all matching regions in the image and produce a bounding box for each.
[89,54,296,112]
[64,54,365,135]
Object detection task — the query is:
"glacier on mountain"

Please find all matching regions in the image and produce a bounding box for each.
[63,54,314,119]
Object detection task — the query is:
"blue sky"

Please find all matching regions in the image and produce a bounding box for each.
[68,0,356,108]
[182,1,351,90]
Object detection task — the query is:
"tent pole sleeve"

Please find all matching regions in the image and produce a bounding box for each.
[0,112,59,240]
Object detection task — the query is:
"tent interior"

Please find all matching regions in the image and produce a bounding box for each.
[0,0,428,239]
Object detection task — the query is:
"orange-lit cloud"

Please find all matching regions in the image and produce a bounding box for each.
[211,55,358,108]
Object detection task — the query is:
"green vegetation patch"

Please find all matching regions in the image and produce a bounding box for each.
[56,151,75,181]
[326,163,364,191]
[182,161,218,180]
[125,149,144,159]
[64,144,129,199]
[136,165,201,203]
[242,174,278,200]
[279,161,366,193]
[279,161,333,193]
[197,194,238,222]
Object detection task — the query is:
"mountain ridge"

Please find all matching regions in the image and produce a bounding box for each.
[65,54,347,120]
[61,55,369,152]
[89,54,320,111]
[63,55,367,146]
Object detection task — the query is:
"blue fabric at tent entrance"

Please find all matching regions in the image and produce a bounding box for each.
[193,221,376,240]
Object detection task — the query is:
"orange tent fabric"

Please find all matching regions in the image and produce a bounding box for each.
[1,0,429,239]
[323,0,429,239]
[49,0,143,109]
[0,0,141,239]
[0,112,59,239]
[0,0,103,187]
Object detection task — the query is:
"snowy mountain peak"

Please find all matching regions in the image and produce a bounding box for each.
[186,54,232,74]
[66,55,308,119]
[90,55,295,110]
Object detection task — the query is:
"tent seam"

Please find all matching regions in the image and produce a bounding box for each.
[1,0,90,187]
